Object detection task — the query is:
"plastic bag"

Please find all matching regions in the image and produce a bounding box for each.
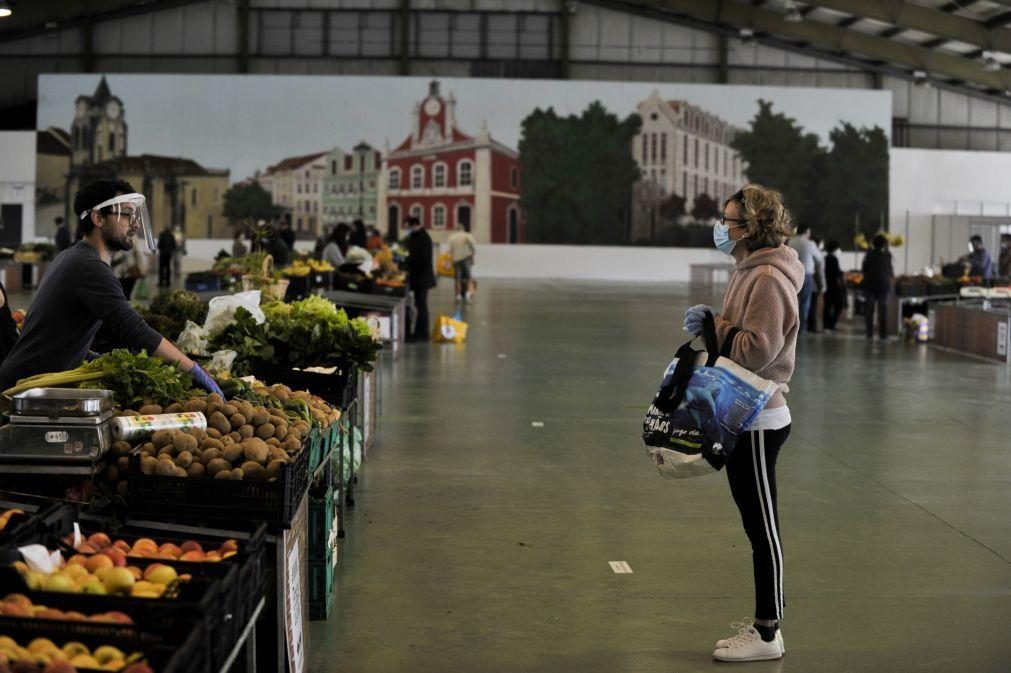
[209,349,238,374]
[432,315,467,344]
[437,252,454,278]
[203,290,266,336]
[177,320,209,355]
[132,276,150,301]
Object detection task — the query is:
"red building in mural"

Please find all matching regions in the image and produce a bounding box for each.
[379,81,522,244]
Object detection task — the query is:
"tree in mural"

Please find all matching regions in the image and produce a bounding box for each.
[732,99,888,248]
[222,181,281,225]
[519,102,642,244]
[660,193,687,222]
[817,122,889,244]
[691,193,721,221]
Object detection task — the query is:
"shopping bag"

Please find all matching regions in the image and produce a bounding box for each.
[432,315,467,344]
[437,252,455,278]
[642,311,778,479]
[132,276,150,301]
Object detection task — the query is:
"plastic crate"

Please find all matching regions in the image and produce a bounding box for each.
[371,283,407,297]
[308,486,335,562]
[252,360,358,409]
[184,273,222,293]
[126,446,310,529]
[308,557,334,621]
[307,426,327,473]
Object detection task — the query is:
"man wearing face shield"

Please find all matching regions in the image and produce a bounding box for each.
[0,179,223,396]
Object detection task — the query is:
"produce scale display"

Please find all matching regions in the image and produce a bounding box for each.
[0,285,383,673]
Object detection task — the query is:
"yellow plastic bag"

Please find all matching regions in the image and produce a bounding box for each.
[432,315,468,344]
[437,252,455,278]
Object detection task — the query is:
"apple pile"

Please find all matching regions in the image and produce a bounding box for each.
[0,635,149,672]
[0,509,25,532]
[13,556,188,599]
[65,532,239,564]
[0,594,132,624]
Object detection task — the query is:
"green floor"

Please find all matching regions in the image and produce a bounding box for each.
[311,279,1011,673]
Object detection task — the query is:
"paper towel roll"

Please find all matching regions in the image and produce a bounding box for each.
[110,412,207,442]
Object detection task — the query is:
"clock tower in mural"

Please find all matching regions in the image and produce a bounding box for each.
[71,75,127,167]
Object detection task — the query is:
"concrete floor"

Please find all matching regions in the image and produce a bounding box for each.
[305,279,1010,673]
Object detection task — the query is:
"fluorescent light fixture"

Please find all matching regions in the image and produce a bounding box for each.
[982,51,1001,73]
[0,2,12,19]
[912,70,930,87]
[783,0,803,23]
[739,27,755,43]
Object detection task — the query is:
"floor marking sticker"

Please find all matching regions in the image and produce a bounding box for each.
[531,421,544,427]
[609,561,633,574]
[497,353,507,359]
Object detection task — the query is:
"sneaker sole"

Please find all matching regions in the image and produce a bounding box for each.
[714,638,785,655]
[713,651,783,662]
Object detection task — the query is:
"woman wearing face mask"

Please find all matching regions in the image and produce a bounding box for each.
[683,184,804,662]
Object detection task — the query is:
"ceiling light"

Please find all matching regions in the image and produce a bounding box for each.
[912,70,930,87]
[739,27,755,43]
[982,51,1001,73]
[783,0,803,23]
[0,2,12,19]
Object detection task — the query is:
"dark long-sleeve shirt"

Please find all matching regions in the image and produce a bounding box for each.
[0,242,162,389]
[861,249,894,295]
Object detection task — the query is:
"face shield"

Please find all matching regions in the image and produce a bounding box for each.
[79,192,157,254]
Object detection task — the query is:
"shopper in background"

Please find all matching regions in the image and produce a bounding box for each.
[861,234,894,340]
[448,221,477,303]
[365,226,384,252]
[54,217,71,253]
[965,235,994,281]
[350,219,368,248]
[807,236,825,333]
[788,224,819,333]
[267,223,291,267]
[999,234,1011,278]
[683,184,803,662]
[313,224,333,260]
[323,223,350,269]
[232,228,248,258]
[280,216,296,251]
[821,241,847,331]
[406,216,436,342]
[111,244,145,300]
[157,225,176,288]
[171,225,186,284]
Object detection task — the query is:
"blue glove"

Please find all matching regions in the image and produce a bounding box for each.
[85,351,101,362]
[190,363,224,397]
[683,304,715,336]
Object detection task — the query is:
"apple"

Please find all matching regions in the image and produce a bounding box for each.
[87,532,112,549]
[42,574,76,593]
[112,540,131,553]
[85,554,113,573]
[143,564,177,585]
[102,568,135,595]
[179,540,203,554]
[102,549,127,567]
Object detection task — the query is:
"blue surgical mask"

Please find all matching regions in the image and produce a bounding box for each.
[713,222,737,255]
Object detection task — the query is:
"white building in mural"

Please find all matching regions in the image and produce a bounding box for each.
[634,91,748,212]
[258,152,327,236]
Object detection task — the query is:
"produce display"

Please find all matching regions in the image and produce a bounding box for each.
[281,258,334,277]
[211,252,276,281]
[210,296,382,373]
[12,557,188,598]
[137,291,208,344]
[64,534,237,565]
[0,636,149,672]
[0,594,133,624]
[0,509,24,532]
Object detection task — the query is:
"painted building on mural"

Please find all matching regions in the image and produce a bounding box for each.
[66,77,231,239]
[633,92,748,217]
[259,152,327,236]
[378,81,522,244]
[321,143,382,228]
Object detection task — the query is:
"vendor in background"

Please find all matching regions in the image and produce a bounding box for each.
[406,216,435,342]
[157,225,176,288]
[999,234,1011,278]
[350,219,368,248]
[267,222,291,267]
[0,179,222,396]
[279,216,296,251]
[963,235,994,281]
[365,226,384,252]
[54,217,71,253]
[232,228,248,258]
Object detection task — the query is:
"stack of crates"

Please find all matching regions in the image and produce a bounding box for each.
[307,475,336,620]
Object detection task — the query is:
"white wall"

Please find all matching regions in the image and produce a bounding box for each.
[889,148,1011,273]
[0,131,37,244]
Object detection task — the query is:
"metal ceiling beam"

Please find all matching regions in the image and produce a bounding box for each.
[802,0,1011,53]
[985,11,1011,29]
[0,0,210,44]
[609,0,1009,93]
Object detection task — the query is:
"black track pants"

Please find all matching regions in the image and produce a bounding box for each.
[725,425,791,621]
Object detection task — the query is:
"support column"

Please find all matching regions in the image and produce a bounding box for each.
[398,0,410,76]
[238,0,250,74]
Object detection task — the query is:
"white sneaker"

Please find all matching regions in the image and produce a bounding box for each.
[715,621,785,654]
[713,622,783,662]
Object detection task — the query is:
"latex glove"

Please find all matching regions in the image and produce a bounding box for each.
[683,304,715,336]
[85,351,101,362]
[190,363,224,397]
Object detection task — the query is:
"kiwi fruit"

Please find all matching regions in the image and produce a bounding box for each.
[228,413,247,429]
[116,456,130,471]
[206,458,231,477]
[138,404,163,416]
[207,392,223,406]
[273,424,288,441]
[265,438,281,447]
[227,431,242,444]
[152,430,174,448]
[220,435,235,447]
[242,439,269,464]
[112,440,133,456]
[265,459,286,480]
[104,465,119,484]
[138,441,156,456]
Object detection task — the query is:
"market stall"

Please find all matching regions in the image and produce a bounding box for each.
[930,295,1011,363]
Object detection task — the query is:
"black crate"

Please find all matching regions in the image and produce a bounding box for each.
[371,282,407,297]
[0,499,71,550]
[125,447,310,529]
[252,360,358,409]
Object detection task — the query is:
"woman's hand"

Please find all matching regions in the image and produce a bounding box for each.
[683,304,714,336]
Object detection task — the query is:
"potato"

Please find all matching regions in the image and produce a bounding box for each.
[255,423,275,441]
[220,435,235,447]
[155,460,177,476]
[214,470,232,480]
[207,392,223,406]
[174,451,194,469]
[265,438,281,447]
[183,399,207,413]
[242,439,269,464]
[273,424,288,441]
[206,458,231,477]
[222,444,244,465]
[172,466,188,478]
[265,460,286,480]
[283,437,302,453]
[206,402,222,417]
[112,440,132,456]
[268,447,288,462]
[138,441,156,456]
[140,456,158,475]
[116,456,130,471]
[240,461,267,481]
[227,431,242,444]
[208,411,231,436]
[220,404,238,418]
[139,404,163,416]
[205,428,222,440]
[250,408,270,426]
[229,468,244,481]
[228,413,247,429]
[116,481,129,496]
[183,427,207,442]
[120,409,140,417]
[173,433,198,454]
[105,465,119,484]
[200,447,222,465]
[157,445,175,458]
[187,462,206,478]
[201,438,224,452]
[237,425,254,440]
[152,430,174,448]
[165,401,185,413]
[273,387,291,403]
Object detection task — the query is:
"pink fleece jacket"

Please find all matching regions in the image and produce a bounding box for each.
[714,244,805,409]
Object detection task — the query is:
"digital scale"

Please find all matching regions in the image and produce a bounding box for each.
[0,388,115,475]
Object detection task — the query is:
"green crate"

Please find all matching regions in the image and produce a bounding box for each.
[308,486,335,561]
[308,558,334,621]
[307,427,326,473]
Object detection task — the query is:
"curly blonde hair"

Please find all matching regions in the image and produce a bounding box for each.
[725,183,793,252]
